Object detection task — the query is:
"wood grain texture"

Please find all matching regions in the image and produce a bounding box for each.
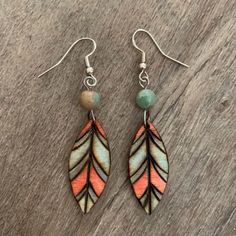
[0,0,235,235]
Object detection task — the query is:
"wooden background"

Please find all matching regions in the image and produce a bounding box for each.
[0,0,235,235]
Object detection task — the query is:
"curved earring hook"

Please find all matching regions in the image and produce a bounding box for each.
[38,37,97,78]
[132,29,189,68]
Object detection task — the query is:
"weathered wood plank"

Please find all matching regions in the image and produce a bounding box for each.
[0,0,235,235]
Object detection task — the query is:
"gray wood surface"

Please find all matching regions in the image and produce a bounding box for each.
[0,0,235,235]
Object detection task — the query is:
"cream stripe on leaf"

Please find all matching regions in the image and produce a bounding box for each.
[92,158,108,182]
[130,160,147,184]
[74,132,91,149]
[129,141,147,176]
[92,134,110,175]
[69,139,90,170]
[149,138,168,173]
[69,153,89,180]
[96,131,108,148]
[130,134,145,156]
[150,134,166,153]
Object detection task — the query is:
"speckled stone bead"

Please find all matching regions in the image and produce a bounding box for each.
[79,90,101,110]
[136,89,156,109]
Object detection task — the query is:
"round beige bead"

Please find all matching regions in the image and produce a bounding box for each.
[79,90,101,110]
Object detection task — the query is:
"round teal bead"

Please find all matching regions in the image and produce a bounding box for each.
[136,89,156,109]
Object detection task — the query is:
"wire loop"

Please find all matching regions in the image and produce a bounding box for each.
[83,74,97,89]
[143,110,150,126]
[139,69,150,88]
[88,110,96,122]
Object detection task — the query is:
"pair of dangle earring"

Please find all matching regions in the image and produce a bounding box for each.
[38,29,188,215]
[38,38,111,214]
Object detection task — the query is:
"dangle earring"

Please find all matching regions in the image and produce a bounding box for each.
[38,38,111,214]
[129,29,189,214]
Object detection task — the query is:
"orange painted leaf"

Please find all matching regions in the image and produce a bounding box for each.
[69,119,111,214]
[129,120,169,214]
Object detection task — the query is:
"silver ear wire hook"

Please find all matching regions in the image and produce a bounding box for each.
[38,37,97,78]
[132,29,189,68]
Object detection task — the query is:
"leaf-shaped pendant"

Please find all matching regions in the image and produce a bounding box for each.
[129,120,169,214]
[69,119,111,214]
